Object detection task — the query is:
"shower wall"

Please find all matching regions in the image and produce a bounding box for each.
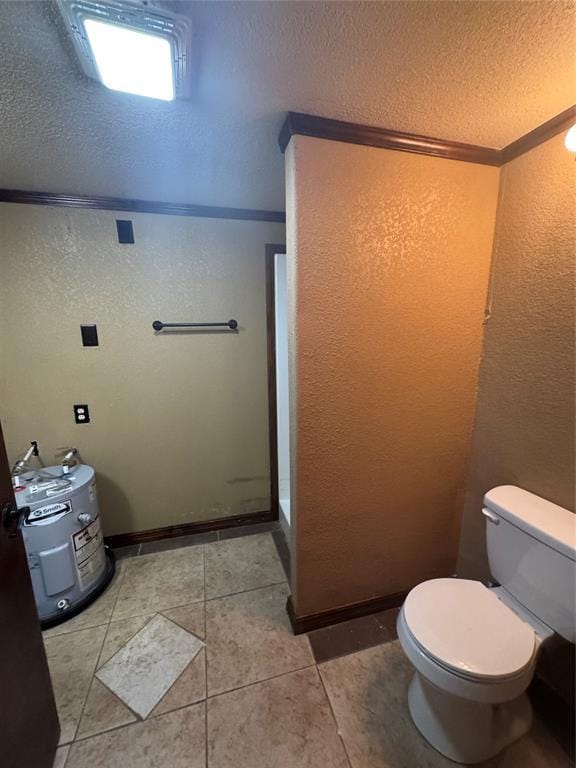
[274,252,291,532]
[0,203,284,535]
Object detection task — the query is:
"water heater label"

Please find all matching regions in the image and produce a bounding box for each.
[25,500,73,525]
[73,517,105,590]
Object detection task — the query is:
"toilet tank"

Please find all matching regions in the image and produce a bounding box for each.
[484,486,576,643]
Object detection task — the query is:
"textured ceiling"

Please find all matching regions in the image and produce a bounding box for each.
[0,0,574,210]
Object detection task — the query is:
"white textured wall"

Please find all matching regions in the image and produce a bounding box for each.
[0,204,285,535]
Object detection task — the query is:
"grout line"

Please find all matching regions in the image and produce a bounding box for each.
[60,744,70,768]
[68,700,206,746]
[144,651,207,722]
[69,622,110,745]
[43,618,110,640]
[203,545,208,768]
[96,613,158,670]
[205,579,288,604]
[206,662,317,701]
[157,606,205,641]
[108,596,205,623]
[72,676,142,744]
[71,564,127,744]
[317,665,354,768]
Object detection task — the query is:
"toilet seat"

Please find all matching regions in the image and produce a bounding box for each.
[403,578,536,682]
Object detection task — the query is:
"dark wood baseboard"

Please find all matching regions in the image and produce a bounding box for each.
[286,590,408,635]
[104,509,277,548]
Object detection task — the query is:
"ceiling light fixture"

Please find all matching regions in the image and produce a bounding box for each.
[57,1,191,101]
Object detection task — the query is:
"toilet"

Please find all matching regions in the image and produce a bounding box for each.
[397,485,575,764]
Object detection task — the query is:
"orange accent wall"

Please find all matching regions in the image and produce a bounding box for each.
[286,136,500,617]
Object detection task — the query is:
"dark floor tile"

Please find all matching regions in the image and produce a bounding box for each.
[308,613,396,664]
[272,529,291,581]
[110,544,140,560]
[139,531,217,555]
[372,606,400,640]
[217,520,280,541]
[529,677,575,761]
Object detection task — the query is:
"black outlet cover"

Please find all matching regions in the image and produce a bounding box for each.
[74,404,90,424]
[81,325,99,347]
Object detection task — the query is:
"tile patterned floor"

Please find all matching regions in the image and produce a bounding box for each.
[47,527,571,768]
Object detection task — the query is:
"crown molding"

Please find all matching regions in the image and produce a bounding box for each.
[0,189,286,224]
[279,107,576,167]
[279,111,501,165]
[501,105,576,164]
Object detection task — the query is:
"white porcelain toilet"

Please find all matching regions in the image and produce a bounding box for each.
[397,485,575,764]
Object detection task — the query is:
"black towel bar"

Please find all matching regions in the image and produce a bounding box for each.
[152,319,238,331]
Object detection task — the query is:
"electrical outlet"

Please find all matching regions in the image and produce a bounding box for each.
[74,404,90,424]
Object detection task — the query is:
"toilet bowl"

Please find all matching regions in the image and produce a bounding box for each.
[397,487,575,764]
[397,578,549,763]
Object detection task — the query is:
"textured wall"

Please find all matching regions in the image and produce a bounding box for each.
[458,132,576,580]
[0,204,284,535]
[286,136,500,617]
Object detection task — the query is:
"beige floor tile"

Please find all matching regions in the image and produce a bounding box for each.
[320,641,453,768]
[112,547,204,620]
[97,614,154,668]
[206,583,314,696]
[488,719,574,768]
[43,566,124,638]
[150,648,206,716]
[161,602,205,639]
[319,640,571,768]
[66,703,206,768]
[76,679,137,740]
[205,533,286,599]
[208,667,350,768]
[45,625,107,745]
[96,614,203,718]
[52,745,70,768]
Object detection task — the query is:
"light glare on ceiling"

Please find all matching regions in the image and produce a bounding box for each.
[83,19,174,101]
[564,125,576,153]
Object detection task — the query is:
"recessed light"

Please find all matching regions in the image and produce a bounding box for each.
[84,19,174,100]
[57,1,191,101]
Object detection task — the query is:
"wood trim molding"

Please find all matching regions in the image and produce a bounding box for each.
[286,591,408,635]
[279,111,501,166]
[279,107,576,167]
[501,105,576,164]
[0,188,286,224]
[265,243,287,523]
[104,509,276,548]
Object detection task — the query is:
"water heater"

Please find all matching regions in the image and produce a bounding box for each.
[14,464,115,628]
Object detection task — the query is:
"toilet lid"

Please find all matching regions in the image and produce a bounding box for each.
[403,579,536,680]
